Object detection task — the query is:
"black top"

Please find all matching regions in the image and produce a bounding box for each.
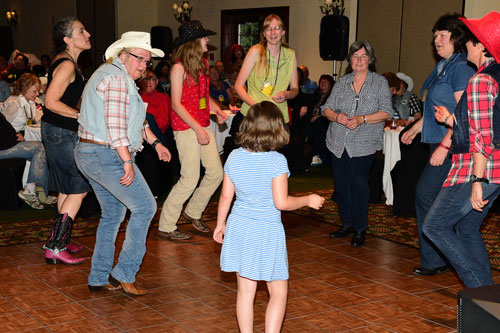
[0,112,19,150]
[41,58,85,132]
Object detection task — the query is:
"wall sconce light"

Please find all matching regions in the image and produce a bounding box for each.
[319,0,345,16]
[6,10,17,28]
[172,1,192,24]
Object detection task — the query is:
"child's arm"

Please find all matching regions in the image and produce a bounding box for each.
[272,173,324,211]
[213,173,235,244]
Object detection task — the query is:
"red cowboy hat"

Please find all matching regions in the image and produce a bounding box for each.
[460,11,500,63]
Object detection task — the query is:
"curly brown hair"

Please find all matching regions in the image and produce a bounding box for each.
[13,73,41,96]
[236,101,289,152]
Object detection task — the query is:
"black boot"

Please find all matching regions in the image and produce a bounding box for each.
[45,213,73,251]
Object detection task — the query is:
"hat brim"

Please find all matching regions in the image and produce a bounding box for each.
[105,40,165,60]
[173,29,216,50]
[460,13,500,64]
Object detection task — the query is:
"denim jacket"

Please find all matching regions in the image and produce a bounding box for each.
[452,61,500,154]
[79,58,146,151]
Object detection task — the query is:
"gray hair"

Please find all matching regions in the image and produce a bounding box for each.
[347,40,376,64]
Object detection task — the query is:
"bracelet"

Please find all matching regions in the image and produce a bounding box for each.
[123,160,133,164]
[363,115,366,124]
[151,139,160,150]
[443,114,452,125]
[439,143,450,150]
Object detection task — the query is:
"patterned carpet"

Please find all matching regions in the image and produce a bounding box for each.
[3,189,500,269]
[290,189,500,270]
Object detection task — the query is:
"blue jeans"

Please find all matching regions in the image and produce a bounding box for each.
[422,182,500,288]
[331,150,375,232]
[75,142,157,285]
[0,141,49,195]
[415,144,452,269]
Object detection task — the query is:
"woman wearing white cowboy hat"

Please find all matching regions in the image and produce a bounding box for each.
[157,20,227,240]
[423,11,500,288]
[75,31,171,295]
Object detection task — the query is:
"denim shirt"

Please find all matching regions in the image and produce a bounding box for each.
[421,52,474,143]
[321,71,393,158]
[79,58,146,151]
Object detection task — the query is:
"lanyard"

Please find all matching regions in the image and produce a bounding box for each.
[265,46,281,87]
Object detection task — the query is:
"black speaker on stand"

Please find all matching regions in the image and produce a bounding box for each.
[151,26,173,59]
[319,15,349,81]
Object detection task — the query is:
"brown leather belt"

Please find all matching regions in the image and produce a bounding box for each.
[79,138,108,146]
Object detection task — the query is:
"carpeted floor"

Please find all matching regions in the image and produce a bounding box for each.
[3,189,500,270]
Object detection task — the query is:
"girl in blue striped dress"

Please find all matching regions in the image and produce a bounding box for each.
[214,101,324,332]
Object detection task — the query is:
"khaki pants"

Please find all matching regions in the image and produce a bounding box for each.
[158,127,223,232]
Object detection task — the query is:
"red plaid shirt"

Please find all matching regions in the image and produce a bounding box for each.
[444,58,500,187]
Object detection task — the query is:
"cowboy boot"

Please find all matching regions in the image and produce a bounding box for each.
[44,248,84,265]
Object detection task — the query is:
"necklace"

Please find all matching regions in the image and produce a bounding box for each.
[63,51,82,76]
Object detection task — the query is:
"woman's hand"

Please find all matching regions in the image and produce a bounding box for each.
[272,91,287,103]
[346,115,362,130]
[16,133,25,141]
[336,113,349,126]
[155,143,171,162]
[196,127,210,145]
[120,162,135,186]
[401,127,417,145]
[434,106,452,126]
[213,225,225,244]
[216,109,228,124]
[430,146,448,166]
[470,182,488,212]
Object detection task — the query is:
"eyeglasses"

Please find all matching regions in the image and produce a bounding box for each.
[141,77,157,81]
[264,26,281,33]
[351,54,369,61]
[126,51,152,67]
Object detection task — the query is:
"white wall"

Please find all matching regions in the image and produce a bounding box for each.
[465,0,500,18]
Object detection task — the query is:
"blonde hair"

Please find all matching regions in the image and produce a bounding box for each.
[175,38,207,85]
[13,73,40,96]
[257,14,289,76]
[236,101,289,152]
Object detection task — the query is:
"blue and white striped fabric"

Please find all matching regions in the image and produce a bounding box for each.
[220,148,290,281]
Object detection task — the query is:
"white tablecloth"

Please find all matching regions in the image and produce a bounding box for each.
[382,127,403,205]
[209,110,235,155]
[22,124,42,186]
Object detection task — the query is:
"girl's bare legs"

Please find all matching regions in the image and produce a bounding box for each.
[265,280,288,333]
[57,193,87,219]
[236,273,258,333]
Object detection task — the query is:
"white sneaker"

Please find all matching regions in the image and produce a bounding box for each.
[311,155,323,167]
[18,190,44,209]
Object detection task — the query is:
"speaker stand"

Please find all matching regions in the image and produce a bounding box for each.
[333,60,338,82]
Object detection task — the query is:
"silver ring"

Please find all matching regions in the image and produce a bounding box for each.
[127,177,131,180]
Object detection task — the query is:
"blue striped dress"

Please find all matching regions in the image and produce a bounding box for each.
[220,148,290,281]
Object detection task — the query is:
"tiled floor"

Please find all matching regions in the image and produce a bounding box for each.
[0,212,489,332]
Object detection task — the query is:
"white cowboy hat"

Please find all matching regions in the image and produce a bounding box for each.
[396,72,414,92]
[105,31,164,60]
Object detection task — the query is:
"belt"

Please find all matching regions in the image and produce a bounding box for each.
[79,138,109,146]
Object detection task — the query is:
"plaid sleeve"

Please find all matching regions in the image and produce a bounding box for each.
[468,73,499,158]
[408,93,422,115]
[96,75,130,148]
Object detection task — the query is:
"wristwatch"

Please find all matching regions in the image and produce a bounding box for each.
[470,175,489,184]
